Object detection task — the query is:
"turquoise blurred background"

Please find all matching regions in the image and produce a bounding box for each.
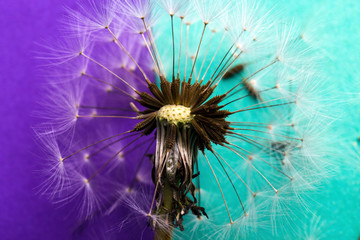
[262,1,360,239]
[174,0,360,239]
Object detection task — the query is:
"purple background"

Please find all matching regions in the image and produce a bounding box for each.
[0,1,76,239]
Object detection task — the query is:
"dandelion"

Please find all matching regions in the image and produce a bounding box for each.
[36,0,330,239]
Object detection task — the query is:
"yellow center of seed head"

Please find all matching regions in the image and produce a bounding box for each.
[157,105,193,125]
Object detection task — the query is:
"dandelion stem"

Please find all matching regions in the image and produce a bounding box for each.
[76,115,137,119]
[61,131,132,162]
[128,139,155,191]
[201,30,227,81]
[208,43,235,84]
[149,28,167,78]
[223,145,278,193]
[224,58,279,96]
[80,53,138,92]
[154,180,174,240]
[207,30,244,85]
[81,73,135,99]
[225,86,247,100]
[148,151,170,215]
[228,143,293,180]
[122,65,148,87]
[232,101,295,113]
[212,150,247,215]
[87,135,142,182]
[224,86,277,106]
[231,121,272,126]
[141,33,161,76]
[141,18,163,79]
[177,17,184,80]
[189,23,208,83]
[232,128,302,141]
[171,14,175,81]
[197,31,215,83]
[229,132,285,154]
[203,152,233,224]
[184,23,190,82]
[195,159,201,205]
[213,48,243,85]
[245,59,279,82]
[106,27,150,83]
[78,105,135,112]
[88,133,147,160]
[214,148,256,196]
[230,97,285,112]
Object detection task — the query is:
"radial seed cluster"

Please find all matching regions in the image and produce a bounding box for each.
[36,0,331,239]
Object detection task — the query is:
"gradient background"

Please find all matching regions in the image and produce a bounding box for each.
[0,0,359,239]
[0,1,76,239]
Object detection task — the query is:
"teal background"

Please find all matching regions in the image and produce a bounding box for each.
[173,1,360,239]
[266,1,360,239]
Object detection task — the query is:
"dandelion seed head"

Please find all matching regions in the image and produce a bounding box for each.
[157,104,193,125]
[35,0,333,238]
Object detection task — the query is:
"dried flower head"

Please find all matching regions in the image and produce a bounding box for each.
[36,0,331,239]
